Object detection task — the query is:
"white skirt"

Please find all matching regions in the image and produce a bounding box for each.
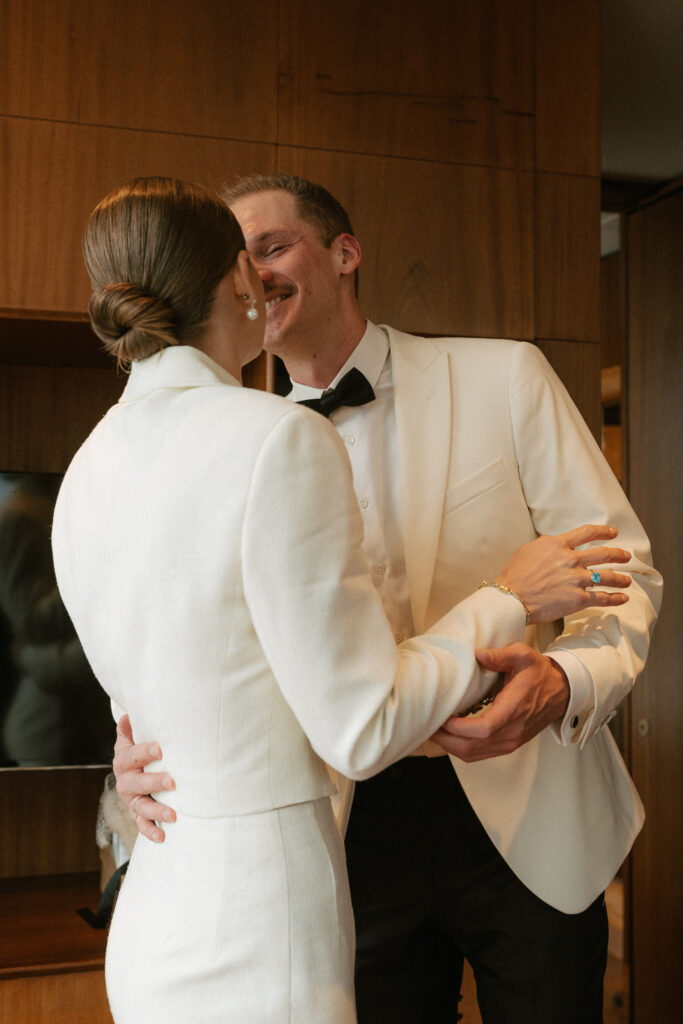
[105,797,356,1023]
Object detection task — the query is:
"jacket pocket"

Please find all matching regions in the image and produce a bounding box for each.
[444,457,507,515]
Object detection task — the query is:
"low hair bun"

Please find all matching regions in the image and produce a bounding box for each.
[88,283,178,367]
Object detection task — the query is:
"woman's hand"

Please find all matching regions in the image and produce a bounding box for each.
[497,524,632,624]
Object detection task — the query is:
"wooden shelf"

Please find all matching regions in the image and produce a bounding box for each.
[0,872,107,979]
[0,312,110,369]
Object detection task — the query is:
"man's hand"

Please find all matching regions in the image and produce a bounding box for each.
[113,714,176,843]
[431,644,570,761]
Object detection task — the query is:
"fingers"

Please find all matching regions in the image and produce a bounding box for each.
[128,793,176,844]
[574,544,631,566]
[117,770,175,799]
[586,590,630,607]
[116,713,134,743]
[130,792,176,824]
[431,719,517,762]
[584,568,632,589]
[579,567,632,607]
[475,643,528,673]
[113,739,162,777]
[131,801,168,843]
[561,524,619,548]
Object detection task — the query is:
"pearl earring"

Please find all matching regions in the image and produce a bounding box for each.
[246,296,259,321]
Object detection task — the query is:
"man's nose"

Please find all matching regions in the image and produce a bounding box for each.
[251,260,272,282]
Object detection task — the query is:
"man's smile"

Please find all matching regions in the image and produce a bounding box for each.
[264,287,296,313]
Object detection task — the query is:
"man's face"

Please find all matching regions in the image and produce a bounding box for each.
[229,190,344,358]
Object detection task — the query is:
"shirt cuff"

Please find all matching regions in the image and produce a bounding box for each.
[547,650,594,745]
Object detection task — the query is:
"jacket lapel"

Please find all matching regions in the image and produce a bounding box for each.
[387,327,451,633]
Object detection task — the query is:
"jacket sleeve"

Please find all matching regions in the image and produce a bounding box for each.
[508,342,662,747]
[241,406,529,780]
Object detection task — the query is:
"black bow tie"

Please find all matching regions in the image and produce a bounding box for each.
[297,367,375,418]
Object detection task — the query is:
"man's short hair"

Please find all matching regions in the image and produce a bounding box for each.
[222,174,354,248]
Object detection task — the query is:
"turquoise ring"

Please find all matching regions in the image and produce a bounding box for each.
[590,570,601,585]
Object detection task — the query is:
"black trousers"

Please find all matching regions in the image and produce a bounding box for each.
[345,756,607,1024]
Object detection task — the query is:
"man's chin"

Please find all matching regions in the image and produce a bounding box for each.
[262,331,288,358]
[262,317,292,356]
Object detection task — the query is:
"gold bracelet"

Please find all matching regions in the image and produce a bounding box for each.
[478,580,531,626]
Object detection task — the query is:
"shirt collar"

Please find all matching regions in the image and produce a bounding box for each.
[288,321,389,401]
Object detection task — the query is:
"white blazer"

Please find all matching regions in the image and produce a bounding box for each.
[333,328,661,914]
[52,346,544,824]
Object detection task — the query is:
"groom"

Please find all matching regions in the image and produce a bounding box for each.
[114,174,661,1023]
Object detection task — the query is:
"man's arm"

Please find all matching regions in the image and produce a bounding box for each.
[433,343,662,762]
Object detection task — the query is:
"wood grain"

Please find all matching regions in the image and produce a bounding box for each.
[627,188,683,1024]
[0,0,278,143]
[0,968,111,1023]
[0,769,108,878]
[0,314,109,369]
[536,338,601,441]
[278,0,534,168]
[535,0,601,175]
[1,116,276,315]
[0,365,124,473]
[277,147,535,340]
[0,873,106,977]
[535,172,601,343]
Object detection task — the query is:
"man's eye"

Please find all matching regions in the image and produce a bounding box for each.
[264,244,285,257]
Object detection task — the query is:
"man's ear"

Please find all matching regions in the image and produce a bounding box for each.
[334,233,362,278]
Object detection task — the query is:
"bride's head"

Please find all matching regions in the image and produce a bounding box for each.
[83,177,262,371]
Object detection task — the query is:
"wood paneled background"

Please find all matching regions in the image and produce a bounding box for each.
[0,2,605,1020]
[1,0,601,440]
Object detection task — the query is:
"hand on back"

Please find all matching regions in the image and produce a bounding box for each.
[113,714,176,842]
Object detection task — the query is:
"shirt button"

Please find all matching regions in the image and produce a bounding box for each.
[359,498,369,509]
[394,632,404,643]
[345,435,356,446]
[374,564,386,576]
[570,715,579,729]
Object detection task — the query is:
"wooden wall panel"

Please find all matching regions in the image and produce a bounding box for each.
[0,0,278,142]
[278,147,535,339]
[0,970,111,1024]
[0,316,107,369]
[278,0,534,168]
[0,768,108,877]
[536,339,601,440]
[0,366,123,473]
[535,173,600,343]
[536,0,601,175]
[0,117,276,314]
[627,189,683,1024]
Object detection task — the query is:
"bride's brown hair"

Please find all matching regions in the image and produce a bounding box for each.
[83,177,244,369]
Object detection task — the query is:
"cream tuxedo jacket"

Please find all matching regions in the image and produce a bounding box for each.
[333,328,661,914]
[52,346,540,824]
